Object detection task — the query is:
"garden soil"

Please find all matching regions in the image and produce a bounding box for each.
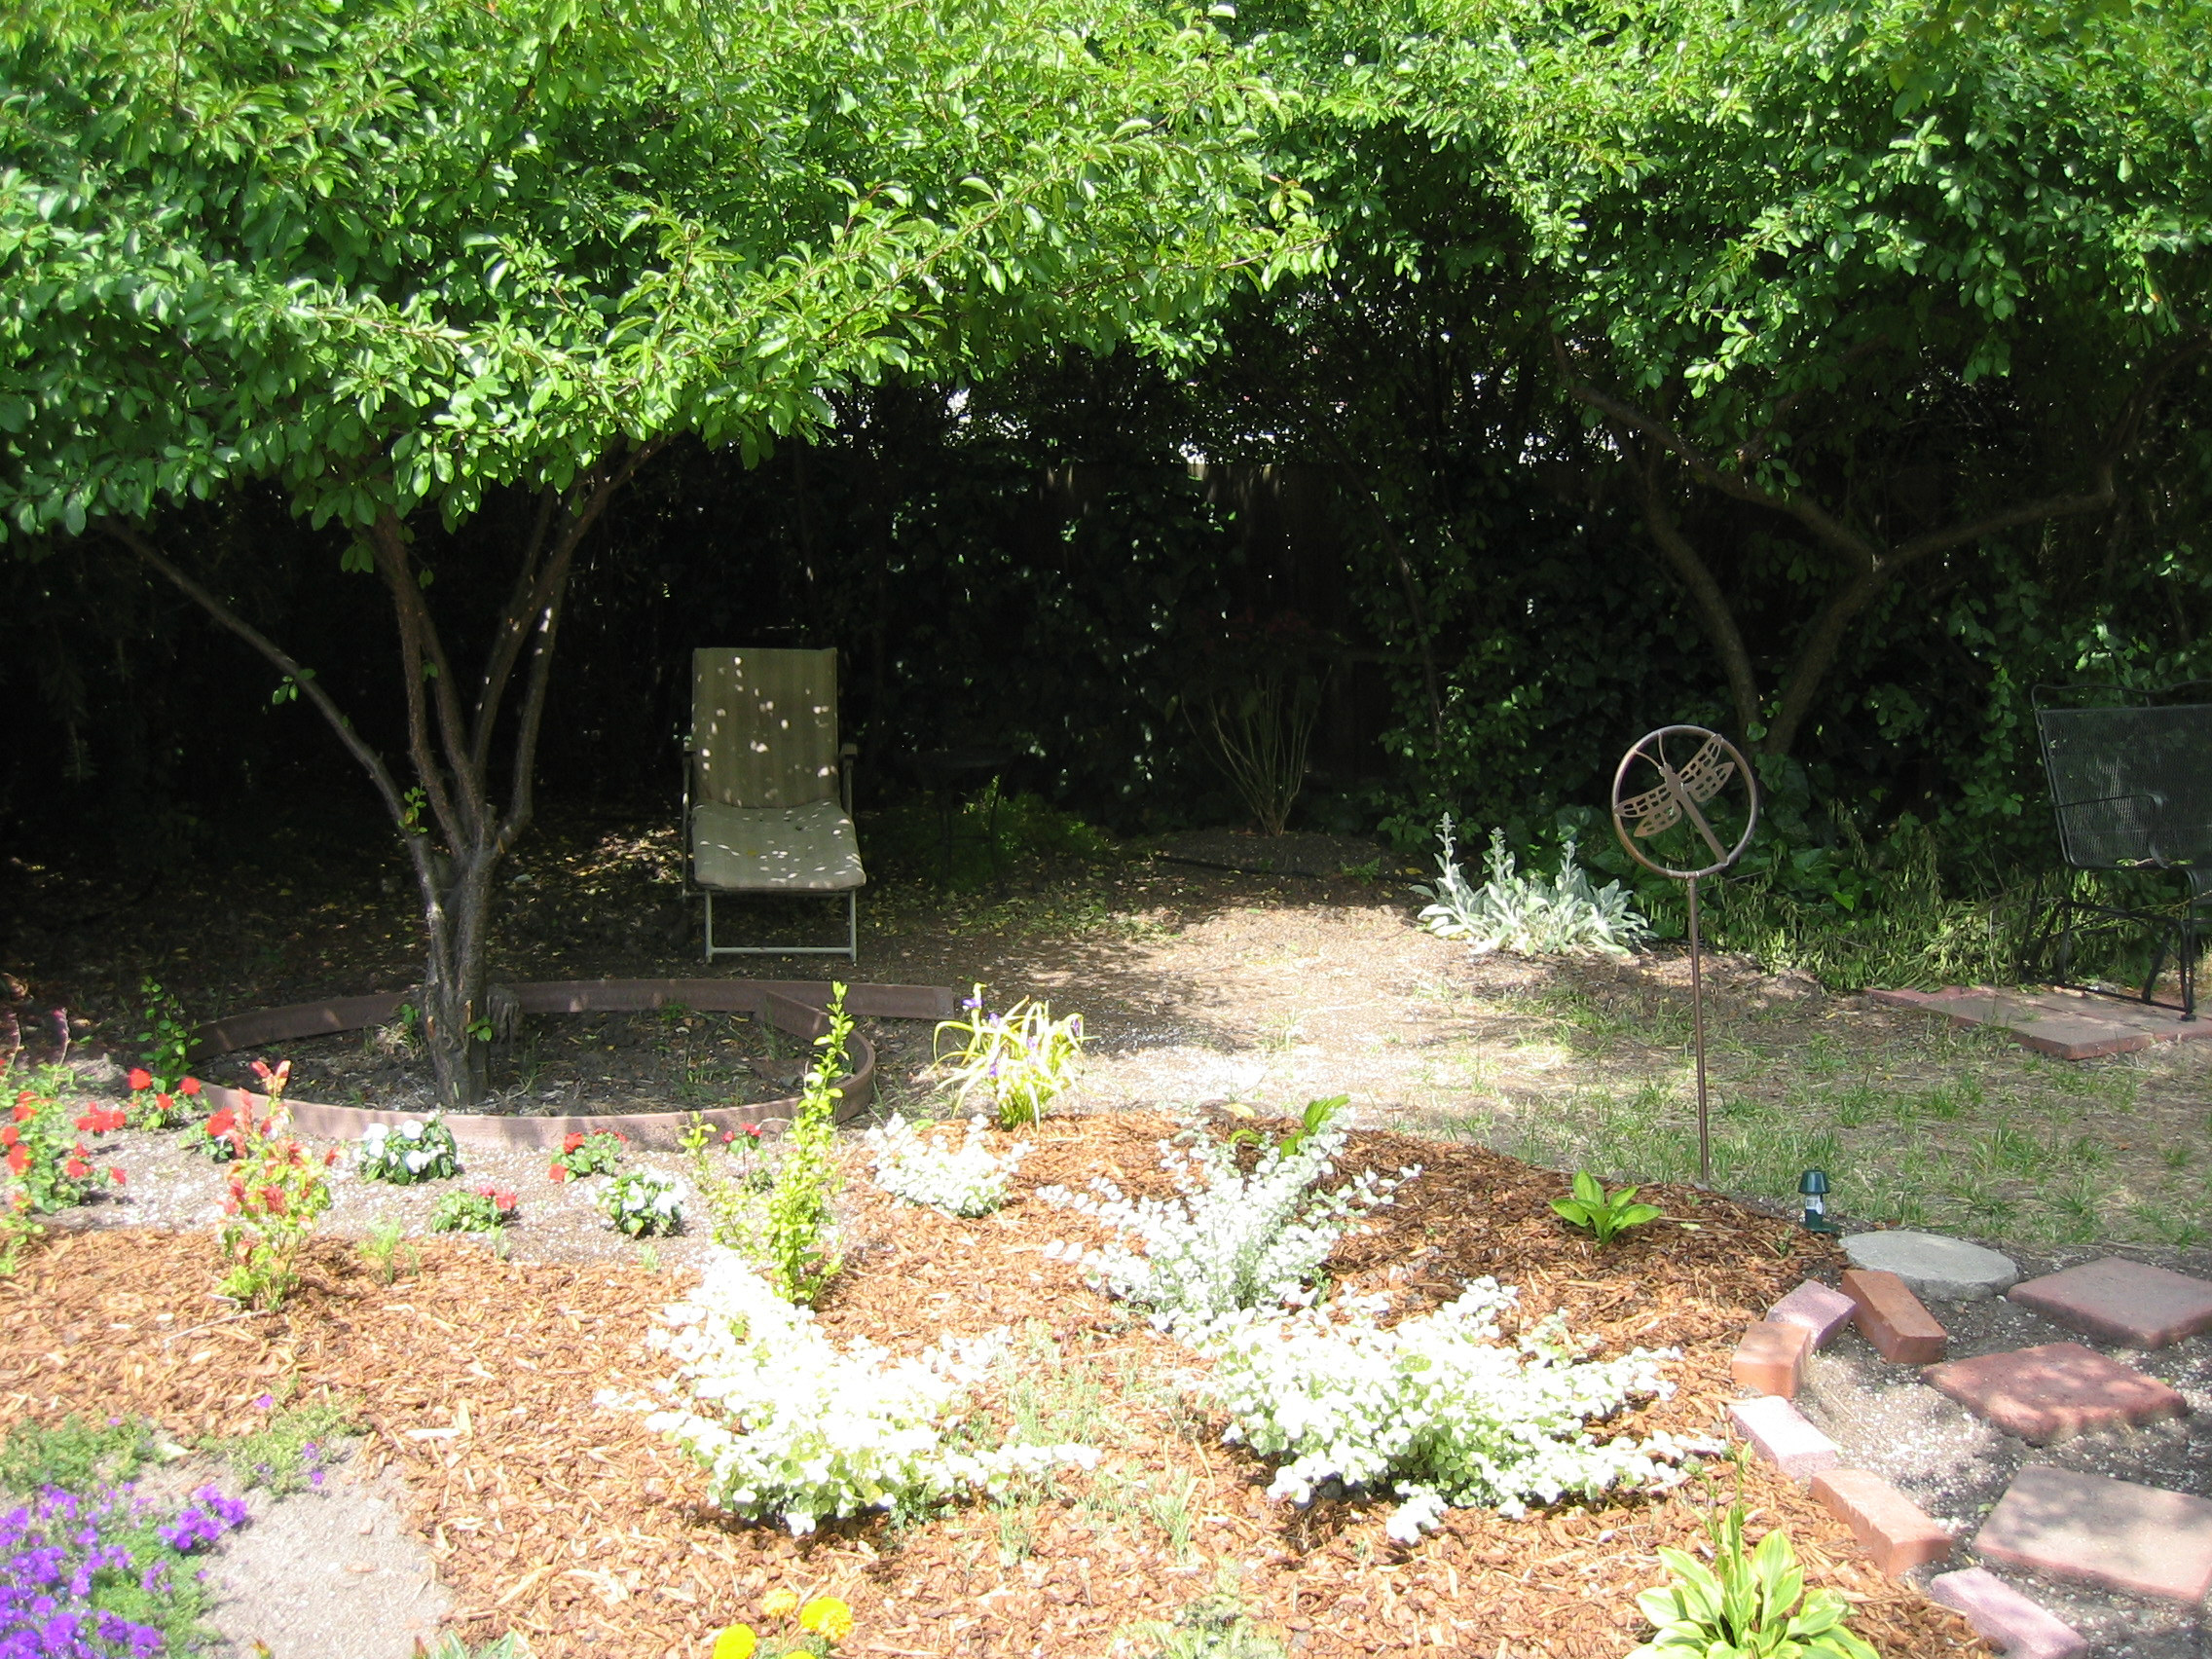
[10,812,2211,1654]
[4,1119,1988,1659]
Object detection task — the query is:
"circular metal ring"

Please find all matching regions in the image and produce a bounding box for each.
[1609,724,1759,880]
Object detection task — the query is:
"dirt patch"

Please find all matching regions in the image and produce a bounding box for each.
[3,1116,1988,1659]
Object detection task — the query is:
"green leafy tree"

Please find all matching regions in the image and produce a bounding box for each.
[1262,0,2211,760]
[0,0,1314,1104]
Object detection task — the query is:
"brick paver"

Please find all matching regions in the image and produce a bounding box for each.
[1840,1268,1946,1363]
[2009,1257,2212,1349]
[1727,1396,1839,1481]
[1810,1468,1953,1576]
[1731,1320,1810,1397]
[1923,1342,2187,1445]
[1767,1279,1856,1348]
[1928,1568,2087,1659]
[1975,1465,2212,1603]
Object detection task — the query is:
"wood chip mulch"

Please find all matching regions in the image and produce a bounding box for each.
[0,1114,1990,1658]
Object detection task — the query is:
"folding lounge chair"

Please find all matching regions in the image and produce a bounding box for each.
[684,646,864,960]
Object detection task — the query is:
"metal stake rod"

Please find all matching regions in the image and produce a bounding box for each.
[1686,873,1710,1184]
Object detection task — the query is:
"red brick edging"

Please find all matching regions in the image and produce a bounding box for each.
[186,978,956,1149]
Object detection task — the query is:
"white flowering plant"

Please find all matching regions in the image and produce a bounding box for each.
[644,1255,1098,1534]
[1037,1117,1417,1336]
[355,1115,460,1185]
[866,1113,1027,1218]
[601,1167,683,1237]
[1198,1278,1700,1543]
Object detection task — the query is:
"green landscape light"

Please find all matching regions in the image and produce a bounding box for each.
[1798,1167,1840,1234]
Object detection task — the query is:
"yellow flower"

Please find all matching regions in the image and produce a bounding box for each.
[760,1588,800,1619]
[798,1596,855,1642]
[710,1626,756,1659]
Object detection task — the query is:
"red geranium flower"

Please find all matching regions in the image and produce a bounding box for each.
[6,1145,28,1176]
[10,1099,33,1123]
[180,1077,203,1096]
[0,1125,16,1149]
[155,1093,173,1117]
[548,1163,568,1183]
[562,1132,586,1154]
[127,1068,153,1091]
[63,1157,89,1179]
[206,1109,235,1138]
[109,1167,127,1185]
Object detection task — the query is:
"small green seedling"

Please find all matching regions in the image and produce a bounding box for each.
[1551,1170,1661,1245]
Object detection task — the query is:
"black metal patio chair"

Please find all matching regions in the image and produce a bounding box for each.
[2026,685,2212,1016]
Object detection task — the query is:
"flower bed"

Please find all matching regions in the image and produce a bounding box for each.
[0,1118,1992,1659]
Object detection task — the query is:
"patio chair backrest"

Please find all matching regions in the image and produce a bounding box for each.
[2035,701,2212,873]
[692,647,841,810]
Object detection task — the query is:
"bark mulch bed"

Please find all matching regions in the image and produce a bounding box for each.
[0,1115,1990,1659]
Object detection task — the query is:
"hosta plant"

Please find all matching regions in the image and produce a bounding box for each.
[1038,1119,1416,1336]
[356,1115,461,1184]
[1551,1171,1663,1246]
[1198,1278,1698,1543]
[1628,1502,1878,1659]
[600,1168,682,1237]
[866,1113,1026,1218]
[1415,817,1649,957]
[644,1256,1097,1535]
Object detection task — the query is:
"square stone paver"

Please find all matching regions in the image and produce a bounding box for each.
[1975,1465,2212,1603]
[2009,1257,2212,1349]
[1922,1343,2187,1444]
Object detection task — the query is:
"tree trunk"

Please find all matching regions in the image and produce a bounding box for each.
[112,439,664,1110]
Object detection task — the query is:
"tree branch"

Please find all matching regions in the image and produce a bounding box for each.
[105,524,431,884]
[1632,443,1763,740]
[369,514,473,852]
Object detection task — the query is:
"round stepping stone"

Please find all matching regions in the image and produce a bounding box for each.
[1923,1341,2187,1445]
[1844,1230,2017,1300]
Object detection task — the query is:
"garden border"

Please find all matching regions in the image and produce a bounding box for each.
[184,979,956,1149]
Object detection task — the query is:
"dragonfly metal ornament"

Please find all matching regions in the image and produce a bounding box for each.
[1610,726,1759,1182]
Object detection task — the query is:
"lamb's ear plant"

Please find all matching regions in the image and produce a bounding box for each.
[1627,1502,1878,1659]
[1551,1170,1662,1245]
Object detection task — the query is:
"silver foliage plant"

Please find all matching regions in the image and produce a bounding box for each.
[1199,1279,1702,1544]
[1415,816,1650,957]
[1037,1120,1418,1336]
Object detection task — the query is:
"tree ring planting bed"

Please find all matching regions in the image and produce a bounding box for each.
[184,979,954,1149]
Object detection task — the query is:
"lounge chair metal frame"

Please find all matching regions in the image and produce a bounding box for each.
[682,646,864,962]
[2024,684,2212,1018]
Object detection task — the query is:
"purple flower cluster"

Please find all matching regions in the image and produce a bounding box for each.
[155,1488,248,1553]
[2,1481,248,1657]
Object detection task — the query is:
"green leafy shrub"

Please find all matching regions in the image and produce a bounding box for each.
[765,990,852,1304]
[1628,1503,1877,1659]
[1550,1171,1662,1245]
